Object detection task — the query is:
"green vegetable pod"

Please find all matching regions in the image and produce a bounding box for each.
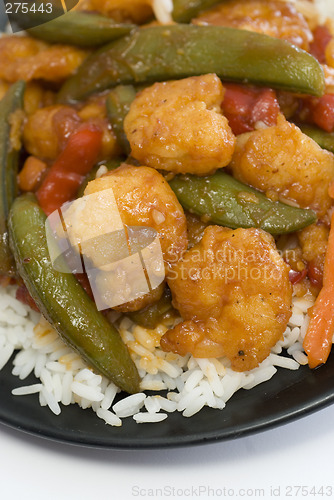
[169,171,317,235]
[58,25,325,104]
[8,193,140,394]
[299,124,334,153]
[0,80,25,276]
[172,0,223,23]
[127,288,174,330]
[26,10,135,47]
[106,85,138,155]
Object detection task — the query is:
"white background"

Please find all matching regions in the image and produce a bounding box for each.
[0,404,333,500]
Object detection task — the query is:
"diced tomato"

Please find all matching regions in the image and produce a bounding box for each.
[36,124,103,216]
[309,94,334,133]
[222,83,280,135]
[289,267,307,285]
[309,25,333,64]
[295,92,334,133]
[308,260,324,288]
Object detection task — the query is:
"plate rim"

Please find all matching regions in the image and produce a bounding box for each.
[1,360,334,450]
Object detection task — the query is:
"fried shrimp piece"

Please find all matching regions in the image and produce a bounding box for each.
[84,165,188,265]
[161,226,292,371]
[23,100,119,162]
[193,0,312,51]
[66,165,188,312]
[185,212,209,249]
[124,74,236,176]
[230,114,334,217]
[23,83,55,116]
[77,97,121,161]
[298,223,330,288]
[0,36,88,83]
[23,105,81,160]
[86,0,153,24]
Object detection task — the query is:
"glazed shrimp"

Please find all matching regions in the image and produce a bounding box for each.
[124,74,236,176]
[0,36,88,83]
[230,114,334,218]
[161,225,292,371]
[193,0,312,51]
[64,164,188,312]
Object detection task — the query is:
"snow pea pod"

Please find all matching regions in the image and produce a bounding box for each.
[58,25,325,104]
[26,10,135,47]
[127,288,174,330]
[299,125,334,153]
[169,172,317,234]
[106,86,137,155]
[0,81,25,276]
[172,0,223,23]
[8,193,140,394]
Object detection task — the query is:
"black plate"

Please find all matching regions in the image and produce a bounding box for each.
[1,350,334,449]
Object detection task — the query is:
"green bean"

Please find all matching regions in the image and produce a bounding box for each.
[0,81,25,277]
[169,172,317,235]
[106,86,137,155]
[58,25,325,104]
[8,194,140,394]
[299,124,334,153]
[172,0,223,23]
[25,10,135,47]
[127,288,174,330]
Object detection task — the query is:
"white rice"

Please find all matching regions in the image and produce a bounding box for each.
[152,0,173,24]
[0,283,315,426]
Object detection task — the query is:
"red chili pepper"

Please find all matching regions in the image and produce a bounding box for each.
[221,83,280,135]
[36,124,103,216]
[309,25,333,64]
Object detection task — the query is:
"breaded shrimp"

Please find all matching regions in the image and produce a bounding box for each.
[23,105,81,160]
[0,36,88,83]
[23,82,55,116]
[298,222,330,287]
[65,164,188,312]
[193,0,312,51]
[23,102,119,162]
[230,114,334,217]
[124,74,236,176]
[84,0,153,24]
[161,226,292,371]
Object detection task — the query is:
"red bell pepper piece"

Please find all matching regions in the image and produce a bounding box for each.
[309,25,333,64]
[309,94,334,133]
[36,124,103,216]
[222,83,280,135]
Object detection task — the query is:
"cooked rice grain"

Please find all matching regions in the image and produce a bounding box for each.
[0,282,317,425]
